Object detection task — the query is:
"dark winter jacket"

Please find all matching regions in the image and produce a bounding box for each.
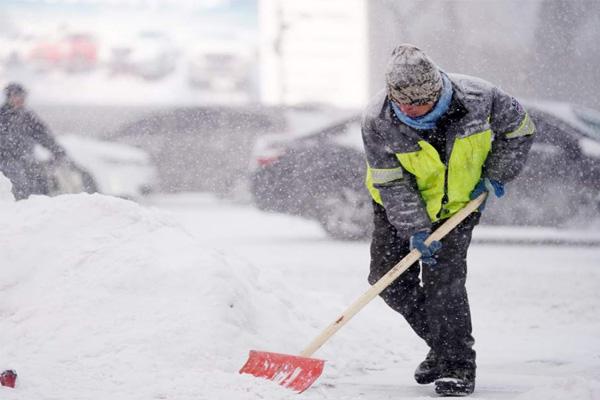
[0,103,66,163]
[361,73,536,238]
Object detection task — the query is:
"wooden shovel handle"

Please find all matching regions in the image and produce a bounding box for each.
[300,193,487,357]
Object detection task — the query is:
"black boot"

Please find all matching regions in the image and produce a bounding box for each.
[434,361,476,396]
[414,349,443,384]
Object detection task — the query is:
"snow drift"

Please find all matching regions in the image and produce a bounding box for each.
[0,190,306,399]
[1,177,599,400]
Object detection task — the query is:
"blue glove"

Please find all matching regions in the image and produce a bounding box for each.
[410,230,442,266]
[470,178,505,211]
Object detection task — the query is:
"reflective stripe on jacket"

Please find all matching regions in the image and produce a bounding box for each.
[361,73,535,237]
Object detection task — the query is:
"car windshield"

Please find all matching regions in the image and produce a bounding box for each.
[573,106,600,140]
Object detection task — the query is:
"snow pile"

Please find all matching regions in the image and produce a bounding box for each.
[2,192,598,399]
[0,194,308,399]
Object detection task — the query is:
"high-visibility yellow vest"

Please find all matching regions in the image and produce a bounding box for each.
[366,129,492,222]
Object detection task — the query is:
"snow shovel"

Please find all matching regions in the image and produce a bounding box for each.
[239,193,488,393]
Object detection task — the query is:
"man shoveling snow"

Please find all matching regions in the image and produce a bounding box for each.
[362,44,535,396]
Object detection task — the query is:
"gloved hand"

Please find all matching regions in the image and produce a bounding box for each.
[470,178,505,211]
[410,230,442,266]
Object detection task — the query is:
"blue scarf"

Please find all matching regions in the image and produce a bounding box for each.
[391,73,453,130]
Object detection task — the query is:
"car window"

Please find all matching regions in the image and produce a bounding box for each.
[330,120,364,151]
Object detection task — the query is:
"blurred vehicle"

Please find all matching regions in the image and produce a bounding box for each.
[28,33,97,73]
[109,31,177,80]
[250,116,371,240]
[249,101,600,240]
[187,42,254,92]
[62,33,98,73]
[36,135,158,199]
[492,101,600,226]
[112,106,284,196]
[29,39,63,72]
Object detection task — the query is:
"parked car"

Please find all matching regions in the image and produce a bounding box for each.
[35,135,158,199]
[249,101,600,240]
[28,32,98,73]
[29,38,63,72]
[108,31,178,80]
[250,116,371,240]
[62,33,98,73]
[484,101,600,227]
[187,42,254,93]
[112,106,285,195]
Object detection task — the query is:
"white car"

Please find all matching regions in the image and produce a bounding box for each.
[187,41,254,92]
[109,31,178,80]
[36,135,158,199]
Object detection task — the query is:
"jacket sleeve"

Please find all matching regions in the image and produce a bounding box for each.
[484,88,535,183]
[27,111,67,159]
[362,116,431,238]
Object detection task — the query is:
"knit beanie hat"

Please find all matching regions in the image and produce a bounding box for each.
[385,44,443,105]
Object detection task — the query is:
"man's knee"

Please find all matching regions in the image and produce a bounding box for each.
[379,279,424,316]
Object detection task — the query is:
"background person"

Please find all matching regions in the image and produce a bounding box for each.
[0,83,69,200]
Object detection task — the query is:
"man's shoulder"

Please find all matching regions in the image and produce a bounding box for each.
[363,89,388,121]
[448,73,496,96]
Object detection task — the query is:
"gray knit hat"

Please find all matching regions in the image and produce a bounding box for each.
[385,44,442,105]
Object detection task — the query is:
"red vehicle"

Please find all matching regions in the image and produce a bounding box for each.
[63,34,97,72]
[29,33,97,73]
[29,40,63,71]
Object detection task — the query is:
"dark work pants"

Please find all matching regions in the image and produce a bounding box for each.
[369,201,480,364]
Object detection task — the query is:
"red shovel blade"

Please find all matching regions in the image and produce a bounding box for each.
[239,350,325,393]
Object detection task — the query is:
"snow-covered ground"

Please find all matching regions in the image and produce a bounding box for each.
[0,186,599,399]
